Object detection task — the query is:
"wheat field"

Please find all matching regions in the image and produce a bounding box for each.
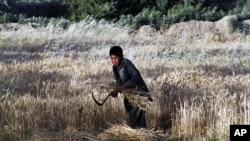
[0,18,250,141]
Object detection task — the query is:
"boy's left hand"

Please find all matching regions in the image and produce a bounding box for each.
[116,83,128,92]
[110,91,118,97]
[116,86,124,92]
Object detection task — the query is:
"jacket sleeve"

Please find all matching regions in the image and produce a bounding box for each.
[113,65,123,86]
[124,60,141,87]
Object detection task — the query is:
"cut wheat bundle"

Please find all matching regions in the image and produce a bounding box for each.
[98,83,153,110]
[122,89,152,111]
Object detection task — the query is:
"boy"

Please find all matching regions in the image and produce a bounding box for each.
[109,46,152,128]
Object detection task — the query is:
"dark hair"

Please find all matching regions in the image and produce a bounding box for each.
[109,46,123,57]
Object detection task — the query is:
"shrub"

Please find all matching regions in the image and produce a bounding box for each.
[68,0,115,22]
[48,18,71,29]
[0,13,21,23]
[133,8,162,29]
[228,17,248,34]
[22,16,50,28]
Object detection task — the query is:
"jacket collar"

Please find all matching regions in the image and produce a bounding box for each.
[117,58,124,69]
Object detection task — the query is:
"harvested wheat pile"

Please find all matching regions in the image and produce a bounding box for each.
[163,15,248,42]
[97,124,167,141]
[166,20,214,38]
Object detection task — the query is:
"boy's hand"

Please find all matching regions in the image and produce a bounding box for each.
[116,86,125,92]
[110,91,118,97]
[116,83,128,92]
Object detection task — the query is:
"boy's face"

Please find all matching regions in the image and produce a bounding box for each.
[110,55,122,66]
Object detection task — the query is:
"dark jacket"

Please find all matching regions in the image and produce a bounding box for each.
[112,58,149,92]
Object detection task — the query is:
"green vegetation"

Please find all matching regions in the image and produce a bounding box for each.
[1,0,250,30]
[228,17,249,34]
[68,0,250,29]
[68,0,116,22]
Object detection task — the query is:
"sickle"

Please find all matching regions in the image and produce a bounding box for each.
[92,92,112,106]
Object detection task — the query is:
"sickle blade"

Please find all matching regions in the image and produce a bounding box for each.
[92,92,111,106]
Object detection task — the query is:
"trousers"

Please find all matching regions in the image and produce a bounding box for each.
[124,97,147,128]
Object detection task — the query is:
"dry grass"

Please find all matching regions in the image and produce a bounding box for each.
[0,17,250,141]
